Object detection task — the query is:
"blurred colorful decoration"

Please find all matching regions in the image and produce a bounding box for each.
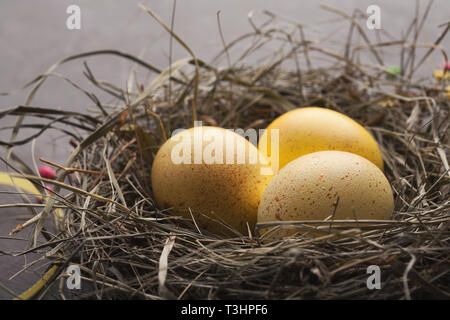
[0,171,64,300]
[433,61,450,80]
[36,184,54,204]
[379,99,396,108]
[386,65,401,79]
[38,165,56,180]
[0,171,42,199]
[434,69,450,80]
[0,171,63,218]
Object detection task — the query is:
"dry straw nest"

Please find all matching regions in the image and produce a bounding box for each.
[1,5,449,299]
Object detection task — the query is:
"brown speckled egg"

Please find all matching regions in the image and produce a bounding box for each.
[257,151,394,241]
[152,126,273,236]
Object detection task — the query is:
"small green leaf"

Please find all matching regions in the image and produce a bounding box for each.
[386,65,400,78]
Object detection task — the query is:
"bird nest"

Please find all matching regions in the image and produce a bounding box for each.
[1,5,449,300]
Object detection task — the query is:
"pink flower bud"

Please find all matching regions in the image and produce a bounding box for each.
[45,184,54,195]
[443,62,450,72]
[38,165,56,179]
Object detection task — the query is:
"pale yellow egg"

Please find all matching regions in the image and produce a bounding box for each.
[257,151,394,242]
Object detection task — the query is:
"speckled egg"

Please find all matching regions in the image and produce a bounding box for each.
[152,126,273,236]
[257,151,394,241]
[258,107,384,172]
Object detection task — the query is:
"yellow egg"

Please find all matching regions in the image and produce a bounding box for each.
[258,107,384,172]
[257,151,394,241]
[151,126,272,236]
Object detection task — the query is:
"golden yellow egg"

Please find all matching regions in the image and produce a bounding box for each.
[151,126,273,236]
[257,151,394,242]
[258,107,384,172]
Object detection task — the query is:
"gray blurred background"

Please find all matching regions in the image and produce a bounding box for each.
[0,0,448,299]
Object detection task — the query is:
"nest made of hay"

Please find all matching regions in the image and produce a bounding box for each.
[1,5,449,300]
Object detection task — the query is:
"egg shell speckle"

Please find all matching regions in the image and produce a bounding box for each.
[257,151,394,241]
